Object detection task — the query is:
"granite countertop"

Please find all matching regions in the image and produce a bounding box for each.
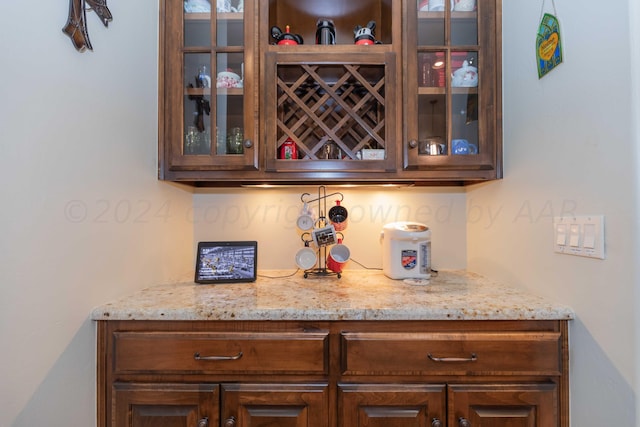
[91,270,574,321]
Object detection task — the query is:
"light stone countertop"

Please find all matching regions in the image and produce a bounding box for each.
[90,270,574,321]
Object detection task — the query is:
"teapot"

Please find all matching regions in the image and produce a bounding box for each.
[451,60,478,87]
[271,25,304,45]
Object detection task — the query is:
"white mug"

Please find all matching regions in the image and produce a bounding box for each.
[295,246,317,270]
[453,0,476,11]
[217,0,232,12]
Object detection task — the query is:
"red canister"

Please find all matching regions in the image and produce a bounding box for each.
[279,137,298,159]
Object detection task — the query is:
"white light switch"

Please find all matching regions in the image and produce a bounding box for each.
[555,224,567,245]
[553,215,605,259]
[569,224,581,247]
[583,224,596,249]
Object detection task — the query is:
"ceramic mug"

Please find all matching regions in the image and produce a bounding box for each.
[327,241,351,273]
[296,203,316,231]
[328,200,348,231]
[452,139,478,155]
[453,0,476,11]
[312,224,337,247]
[295,246,317,270]
[217,0,232,12]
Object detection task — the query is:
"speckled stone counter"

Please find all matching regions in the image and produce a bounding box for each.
[91,270,574,321]
[91,270,574,320]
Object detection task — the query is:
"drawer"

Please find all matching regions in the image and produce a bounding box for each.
[341,331,561,376]
[114,331,329,375]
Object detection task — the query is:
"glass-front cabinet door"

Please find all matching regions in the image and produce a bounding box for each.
[160,0,257,178]
[404,0,501,179]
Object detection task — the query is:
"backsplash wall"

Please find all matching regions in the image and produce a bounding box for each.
[193,187,467,271]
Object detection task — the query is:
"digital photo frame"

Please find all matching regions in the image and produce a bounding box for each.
[195,241,258,284]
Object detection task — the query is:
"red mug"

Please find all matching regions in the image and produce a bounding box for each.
[327,240,350,273]
[328,200,348,231]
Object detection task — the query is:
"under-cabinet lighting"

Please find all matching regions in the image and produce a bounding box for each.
[239,183,415,189]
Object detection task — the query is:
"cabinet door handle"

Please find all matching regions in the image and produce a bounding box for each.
[427,353,477,363]
[458,417,471,427]
[431,418,443,427]
[243,139,253,148]
[197,417,209,427]
[194,351,243,361]
[408,139,418,149]
[224,416,237,427]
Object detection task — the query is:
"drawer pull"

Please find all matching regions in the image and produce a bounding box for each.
[194,351,243,361]
[427,353,477,363]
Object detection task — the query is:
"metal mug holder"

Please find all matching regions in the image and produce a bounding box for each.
[299,185,345,278]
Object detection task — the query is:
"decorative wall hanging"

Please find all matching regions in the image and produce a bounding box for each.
[62,0,113,52]
[536,0,563,78]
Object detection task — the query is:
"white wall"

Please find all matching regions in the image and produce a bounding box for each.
[467,0,639,425]
[0,1,194,426]
[193,187,467,270]
[2,0,638,426]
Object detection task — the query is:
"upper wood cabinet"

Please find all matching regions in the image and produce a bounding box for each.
[158,0,502,185]
[403,0,502,181]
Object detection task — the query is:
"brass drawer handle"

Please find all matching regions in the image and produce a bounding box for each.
[427,353,477,363]
[194,351,243,361]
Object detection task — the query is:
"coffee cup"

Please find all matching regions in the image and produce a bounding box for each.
[296,203,316,231]
[453,0,476,11]
[328,200,348,231]
[295,246,317,270]
[217,0,232,12]
[311,225,337,247]
[327,240,351,273]
[452,139,478,155]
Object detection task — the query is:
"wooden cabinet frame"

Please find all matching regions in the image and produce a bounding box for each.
[158,0,502,185]
[97,320,569,427]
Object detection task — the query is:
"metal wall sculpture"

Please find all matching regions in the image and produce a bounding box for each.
[62,0,113,52]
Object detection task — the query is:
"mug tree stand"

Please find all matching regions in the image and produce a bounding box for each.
[300,186,344,279]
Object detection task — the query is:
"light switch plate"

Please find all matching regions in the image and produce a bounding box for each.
[553,215,605,259]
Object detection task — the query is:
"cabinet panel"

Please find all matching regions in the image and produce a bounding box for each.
[222,383,329,427]
[341,331,561,375]
[113,383,218,427]
[263,51,398,174]
[449,383,558,427]
[160,0,258,178]
[114,330,329,374]
[404,0,502,180]
[339,383,446,427]
[98,320,568,427]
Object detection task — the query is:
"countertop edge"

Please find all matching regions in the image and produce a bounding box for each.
[90,270,576,322]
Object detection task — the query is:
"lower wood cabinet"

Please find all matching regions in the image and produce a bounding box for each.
[112,383,218,427]
[98,320,569,427]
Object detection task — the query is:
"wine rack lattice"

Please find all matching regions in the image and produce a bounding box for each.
[276,63,387,160]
